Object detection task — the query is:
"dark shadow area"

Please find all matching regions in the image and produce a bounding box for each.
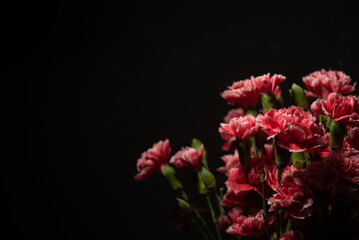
[2,1,359,239]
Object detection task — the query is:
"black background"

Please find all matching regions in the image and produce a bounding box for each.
[3,1,359,240]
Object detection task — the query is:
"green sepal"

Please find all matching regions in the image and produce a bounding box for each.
[161,165,183,190]
[176,198,191,213]
[291,152,305,170]
[201,167,216,189]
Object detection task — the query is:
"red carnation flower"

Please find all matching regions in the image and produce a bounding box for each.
[311,93,359,126]
[302,69,356,99]
[248,153,278,194]
[268,166,314,219]
[218,216,231,232]
[257,106,327,152]
[224,107,245,123]
[220,73,286,108]
[253,73,286,94]
[221,108,245,151]
[328,148,359,186]
[169,145,204,172]
[225,167,256,196]
[221,189,247,209]
[351,95,359,112]
[217,150,240,175]
[226,207,274,237]
[223,150,277,198]
[219,115,259,141]
[347,127,359,150]
[305,161,338,191]
[280,230,305,240]
[220,78,261,108]
[134,139,171,180]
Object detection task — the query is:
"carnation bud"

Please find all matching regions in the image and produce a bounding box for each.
[161,165,183,190]
[200,167,216,191]
[261,94,275,111]
[176,198,191,213]
[290,83,309,109]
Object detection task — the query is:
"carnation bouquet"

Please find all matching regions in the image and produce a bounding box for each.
[134,70,359,240]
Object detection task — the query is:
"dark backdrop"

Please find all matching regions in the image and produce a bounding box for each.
[3,1,359,240]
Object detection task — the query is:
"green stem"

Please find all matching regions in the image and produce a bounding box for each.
[179,189,215,240]
[206,196,222,240]
[192,215,210,240]
[260,175,269,240]
[193,207,216,240]
[275,210,281,240]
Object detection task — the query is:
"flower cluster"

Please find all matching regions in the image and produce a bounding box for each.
[134,70,359,240]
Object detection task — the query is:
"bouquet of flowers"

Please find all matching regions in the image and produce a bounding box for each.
[134,70,359,240]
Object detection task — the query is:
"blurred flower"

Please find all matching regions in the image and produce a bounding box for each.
[268,166,314,219]
[170,145,203,172]
[328,147,359,186]
[280,230,305,240]
[305,161,338,191]
[226,207,273,237]
[218,215,231,232]
[223,107,245,123]
[257,106,327,152]
[134,139,171,180]
[219,115,259,141]
[302,69,355,99]
[347,127,359,150]
[311,93,359,126]
[169,205,191,231]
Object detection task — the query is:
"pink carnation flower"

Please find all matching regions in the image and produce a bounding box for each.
[217,150,240,175]
[311,93,359,126]
[220,73,286,108]
[222,149,277,199]
[219,115,259,141]
[253,73,286,94]
[302,69,355,99]
[134,139,171,180]
[169,145,204,172]
[220,78,260,108]
[226,207,274,237]
[221,108,245,151]
[257,106,327,152]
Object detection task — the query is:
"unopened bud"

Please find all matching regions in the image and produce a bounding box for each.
[291,84,309,109]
